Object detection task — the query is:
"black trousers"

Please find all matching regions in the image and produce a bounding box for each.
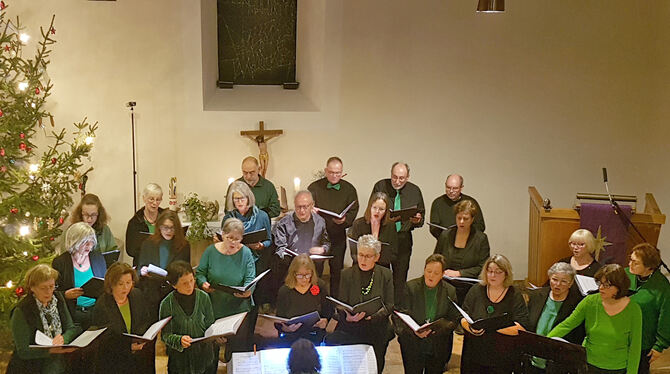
[398,335,453,374]
[392,232,413,300]
[638,349,651,374]
[328,238,346,298]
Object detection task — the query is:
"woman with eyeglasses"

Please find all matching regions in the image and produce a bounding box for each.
[92,262,154,374]
[525,262,585,373]
[625,243,670,374]
[196,217,256,361]
[70,193,116,254]
[222,181,272,305]
[7,264,80,374]
[325,235,394,374]
[348,192,398,269]
[433,200,490,306]
[559,229,602,278]
[137,210,190,321]
[460,254,529,374]
[548,264,642,373]
[52,222,107,330]
[126,183,164,266]
[272,254,333,347]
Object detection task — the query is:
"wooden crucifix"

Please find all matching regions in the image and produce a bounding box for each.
[240,121,283,177]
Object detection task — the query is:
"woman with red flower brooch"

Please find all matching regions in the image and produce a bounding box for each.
[273,254,333,347]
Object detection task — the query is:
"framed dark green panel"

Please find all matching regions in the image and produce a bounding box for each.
[217,0,298,88]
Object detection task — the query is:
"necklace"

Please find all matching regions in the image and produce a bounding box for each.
[361,271,375,295]
[144,210,157,224]
[486,286,505,314]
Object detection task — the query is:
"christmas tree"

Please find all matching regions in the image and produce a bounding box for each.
[0,2,98,345]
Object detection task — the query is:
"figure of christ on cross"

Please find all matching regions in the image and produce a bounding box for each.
[241,121,283,177]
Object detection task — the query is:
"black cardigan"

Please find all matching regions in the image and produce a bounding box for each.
[393,277,461,351]
[51,250,107,317]
[526,286,585,344]
[433,228,490,278]
[92,288,154,374]
[348,218,398,267]
[125,206,165,266]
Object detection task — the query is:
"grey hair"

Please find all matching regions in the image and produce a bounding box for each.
[65,222,97,254]
[391,162,410,175]
[446,174,464,186]
[357,234,381,255]
[142,183,163,198]
[222,217,245,235]
[547,262,576,283]
[226,181,256,211]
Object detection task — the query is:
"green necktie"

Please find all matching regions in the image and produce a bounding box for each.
[326,182,341,191]
[394,191,401,232]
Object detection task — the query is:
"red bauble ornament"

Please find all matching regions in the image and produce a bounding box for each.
[0,109,3,116]
[31,255,39,261]
[0,148,4,156]
[0,1,6,11]
[19,133,25,139]
[3,45,8,52]
[51,157,57,164]
[10,208,18,214]
[49,237,55,241]
[15,287,25,297]
[25,147,31,153]
[19,142,26,150]
[58,217,64,224]
[310,285,320,296]
[0,166,6,172]
[35,88,40,95]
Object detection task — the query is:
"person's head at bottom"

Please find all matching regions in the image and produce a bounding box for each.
[288,338,321,374]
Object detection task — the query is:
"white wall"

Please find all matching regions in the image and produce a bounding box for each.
[10,0,669,279]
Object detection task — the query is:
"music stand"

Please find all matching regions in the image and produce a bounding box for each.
[517,330,588,374]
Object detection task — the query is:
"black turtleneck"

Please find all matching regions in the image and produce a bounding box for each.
[174,290,196,315]
[359,267,374,293]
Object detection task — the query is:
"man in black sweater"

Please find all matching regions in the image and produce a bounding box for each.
[372,162,424,300]
[308,157,359,298]
[429,174,485,239]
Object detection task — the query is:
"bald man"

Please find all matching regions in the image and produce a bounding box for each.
[229,156,281,218]
[372,162,425,299]
[429,174,485,239]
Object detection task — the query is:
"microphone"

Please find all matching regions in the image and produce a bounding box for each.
[602,167,615,212]
[602,168,608,183]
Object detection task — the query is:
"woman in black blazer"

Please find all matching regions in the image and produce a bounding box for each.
[325,234,394,374]
[137,210,190,321]
[525,262,585,373]
[348,192,398,268]
[52,222,107,330]
[92,262,154,374]
[393,254,461,374]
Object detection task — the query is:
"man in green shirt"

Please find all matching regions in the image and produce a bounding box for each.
[229,157,281,218]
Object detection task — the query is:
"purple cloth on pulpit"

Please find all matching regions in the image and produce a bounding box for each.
[579,203,632,266]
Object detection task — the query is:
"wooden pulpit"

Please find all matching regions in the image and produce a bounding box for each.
[527,187,666,285]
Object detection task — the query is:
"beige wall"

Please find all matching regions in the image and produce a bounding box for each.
[11,0,669,279]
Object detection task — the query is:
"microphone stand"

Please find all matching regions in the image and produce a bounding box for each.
[601,168,669,273]
[128,102,138,213]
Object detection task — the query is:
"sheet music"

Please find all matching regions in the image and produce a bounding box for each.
[340,345,376,373]
[147,264,167,277]
[450,299,474,324]
[260,349,289,374]
[394,311,421,331]
[34,328,107,348]
[443,275,480,283]
[124,316,171,341]
[575,275,598,296]
[230,352,262,374]
[192,312,247,342]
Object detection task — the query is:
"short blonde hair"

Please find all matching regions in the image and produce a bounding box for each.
[142,183,163,198]
[64,222,96,254]
[24,264,59,294]
[358,234,381,255]
[480,254,514,288]
[285,254,319,289]
[569,229,596,254]
[226,181,256,211]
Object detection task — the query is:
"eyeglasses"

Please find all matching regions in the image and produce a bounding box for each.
[371,206,386,212]
[82,213,98,219]
[486,269,504,276]
[569,242,586,248]
[295,273,312,280]
[146,197,162,204]
[233,197,247,202]
[295,204,313,211]
[446,186,462,191]
[358,253,377,260]
[596,280,612,289]
[225,236,242,243]
[160,225,175,232]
